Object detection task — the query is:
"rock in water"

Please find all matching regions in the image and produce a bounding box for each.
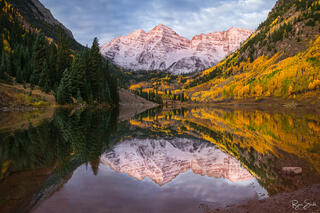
[282,167,302,175]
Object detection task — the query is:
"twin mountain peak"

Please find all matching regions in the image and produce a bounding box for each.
[100,24,252,74]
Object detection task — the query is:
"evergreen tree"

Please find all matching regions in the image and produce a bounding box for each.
[70,53,87,97]
[6,53,14,77]
[88,38,103,102]
[82,48,92,102]
[16,66,23,83]
[48,42,57,89]
[57,69,72,104]
[109,75,119,105]
[22,47,32,82]
[76,89,83,103]
[39,61,50,93]
[0,64,4,80]
[102,62,112,103]
[56,28,71,83]
[0,50,6,80]
[31,33,48,85]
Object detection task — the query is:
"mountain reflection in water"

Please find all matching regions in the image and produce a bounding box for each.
[0,107,319,213]
[101,138,253,185]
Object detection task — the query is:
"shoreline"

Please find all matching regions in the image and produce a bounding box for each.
[159,96,320,113]
[207,184,320,213]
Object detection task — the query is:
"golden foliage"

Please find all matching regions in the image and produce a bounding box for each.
[308,80,320,90]
[189,36,320,102]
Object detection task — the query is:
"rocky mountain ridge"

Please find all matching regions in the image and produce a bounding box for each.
[101,25,252,74]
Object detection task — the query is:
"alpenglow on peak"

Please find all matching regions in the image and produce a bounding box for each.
[100,25,252,74]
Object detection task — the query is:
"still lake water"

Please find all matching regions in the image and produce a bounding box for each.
[0,107,320,213]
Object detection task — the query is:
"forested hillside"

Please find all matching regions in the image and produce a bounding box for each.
[185,0,320,103]
[7,0,82,50]
[0,0,119,106]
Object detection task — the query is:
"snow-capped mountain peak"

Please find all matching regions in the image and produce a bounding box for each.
[100,25,252,74]
[150,24,176,34]
[128,29,147,37]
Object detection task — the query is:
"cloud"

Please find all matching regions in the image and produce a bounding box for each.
[39,0,277,46]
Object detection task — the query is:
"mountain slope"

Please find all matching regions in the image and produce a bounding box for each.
[7,0,83,50]
[101,25,252,74]
[186,0,320,103]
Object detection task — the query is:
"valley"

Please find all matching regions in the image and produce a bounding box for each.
[2,0,320,109]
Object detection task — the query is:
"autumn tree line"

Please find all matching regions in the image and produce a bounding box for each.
[134,89,163,104]
[133,88,189,104]
[0,0,119,106]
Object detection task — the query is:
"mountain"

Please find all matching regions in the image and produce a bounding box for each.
[183,0,320,103]
[100,25,252,74]
[7,0,83,50]
[101,138,253,185]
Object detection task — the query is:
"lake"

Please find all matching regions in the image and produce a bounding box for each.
[0,107,320,213]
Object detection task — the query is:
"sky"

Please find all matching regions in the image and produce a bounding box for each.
[39,0,277,46]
